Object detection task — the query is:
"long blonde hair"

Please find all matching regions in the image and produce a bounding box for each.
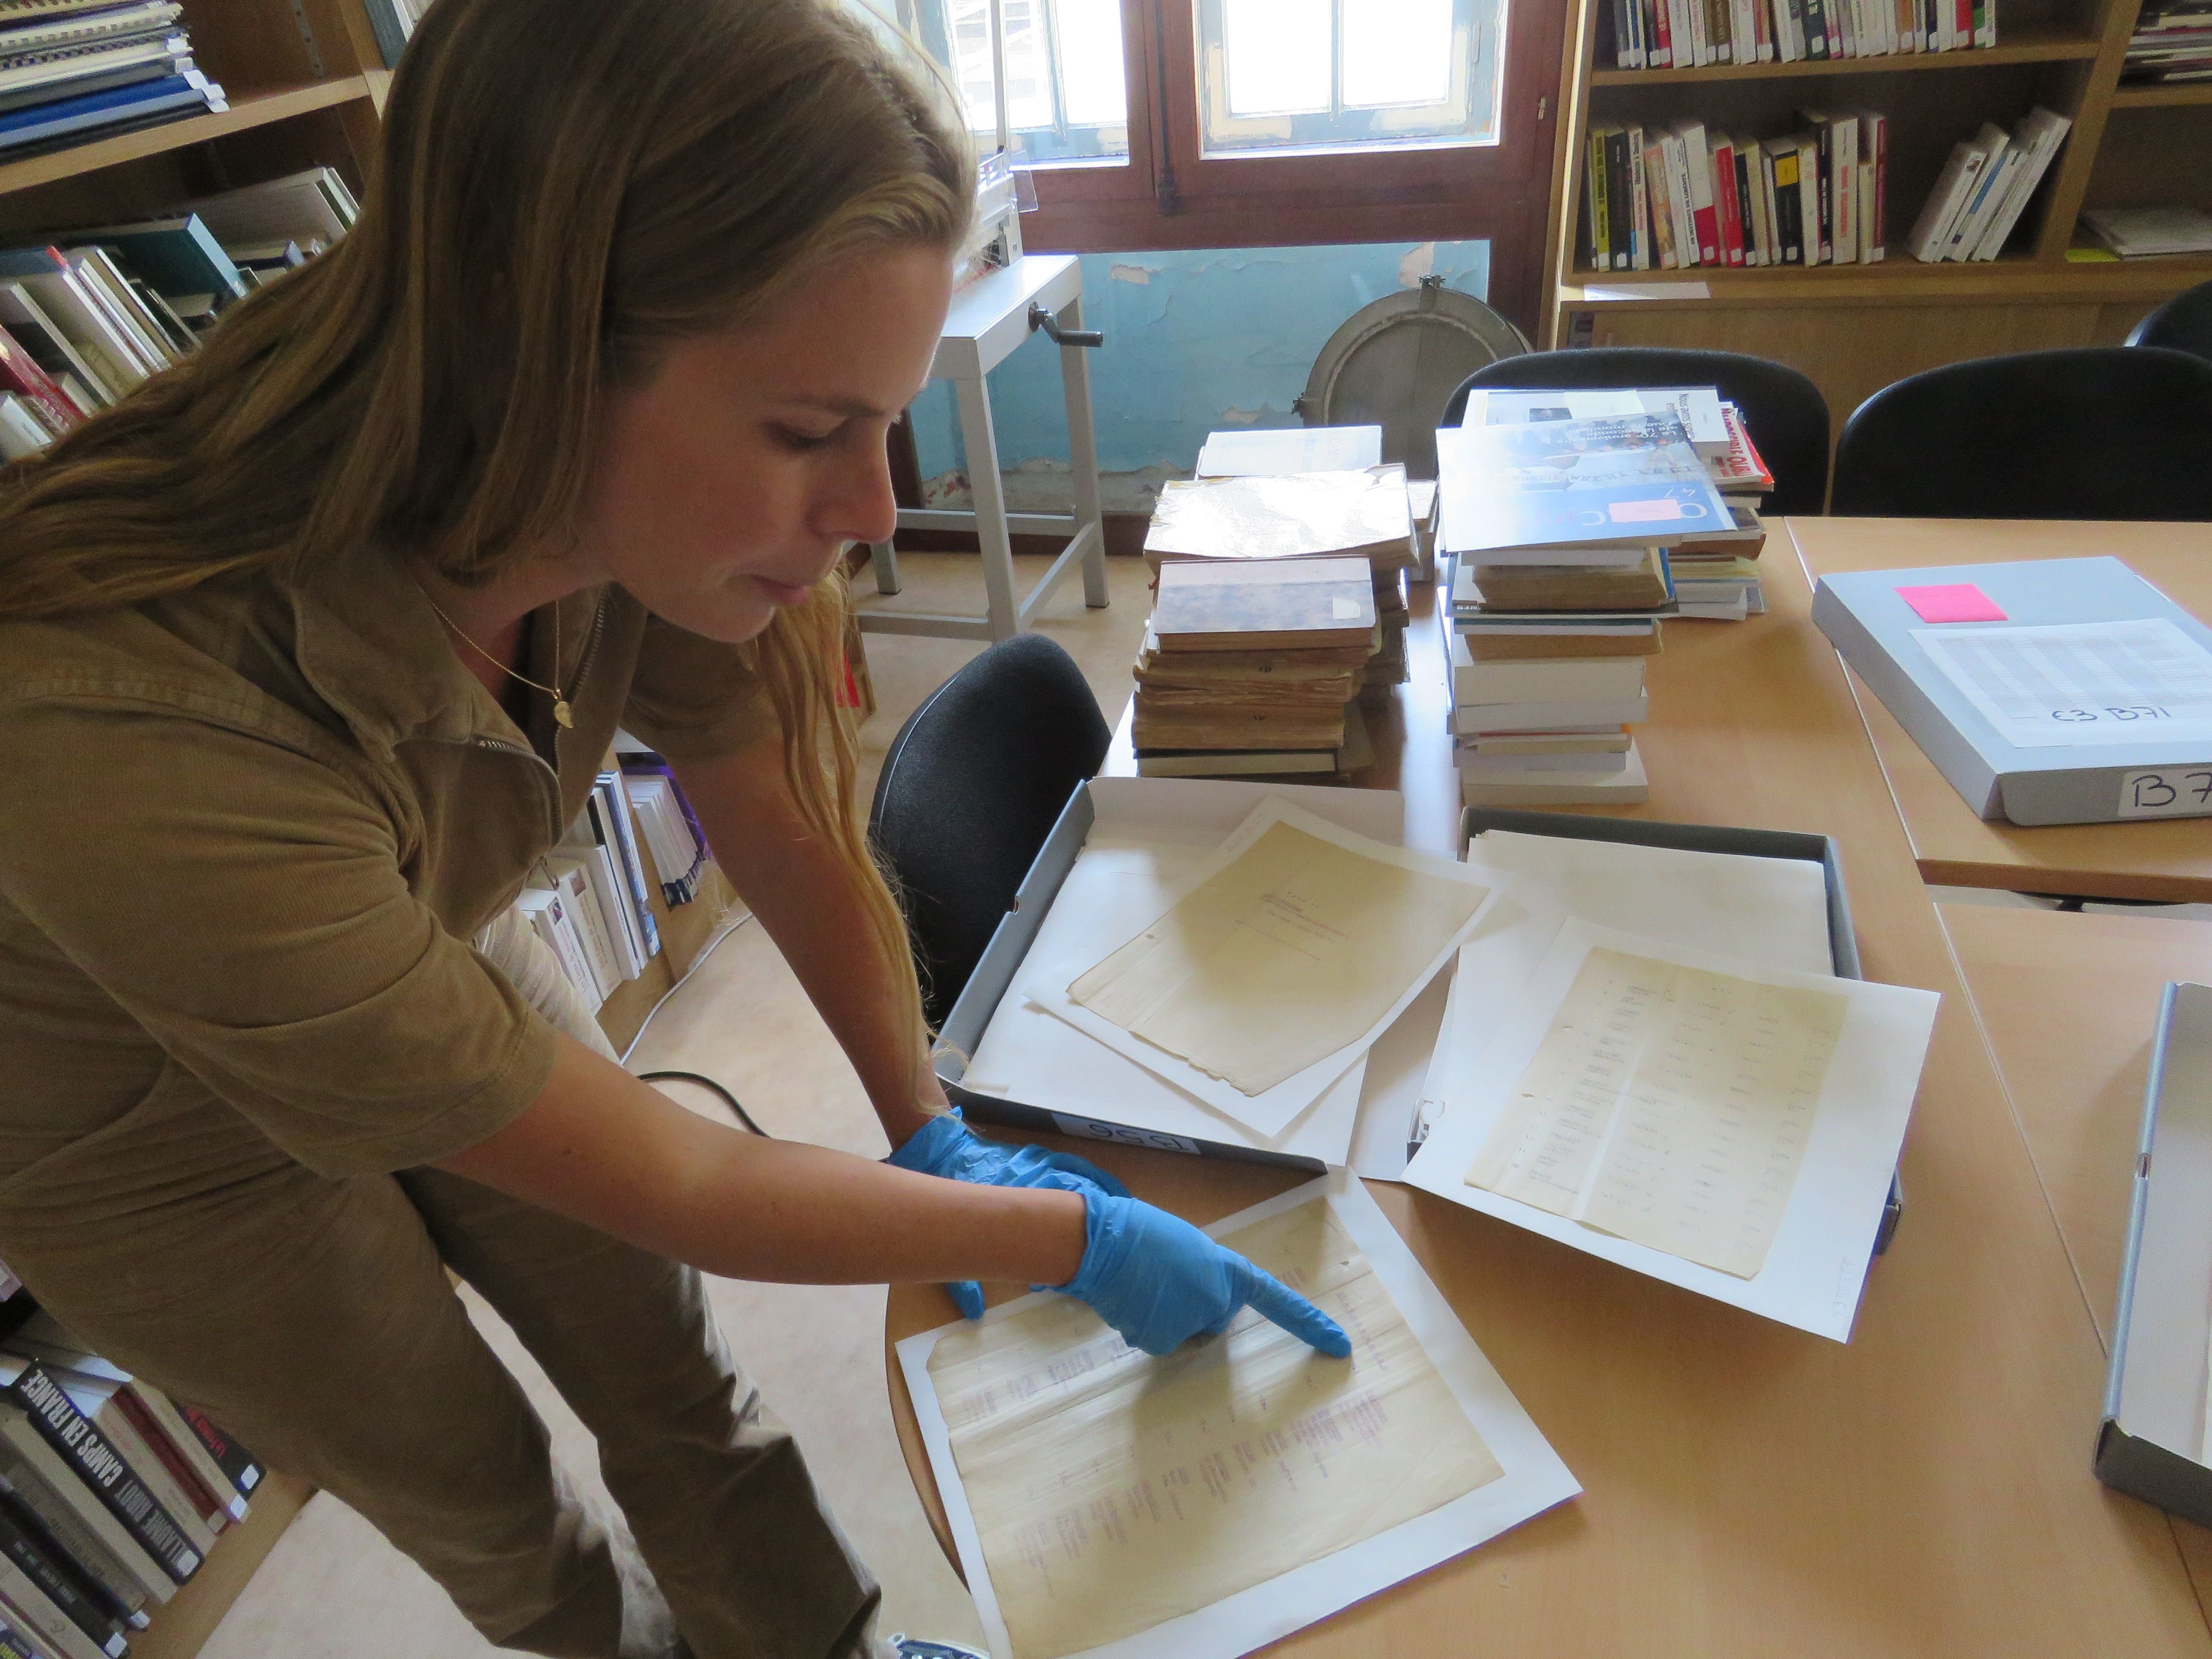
[0,0,971,1085]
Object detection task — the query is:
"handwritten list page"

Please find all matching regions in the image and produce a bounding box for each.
[1467,945,1847,1279]
[924,1199,1501,1659]
[1067,800,1493,1099]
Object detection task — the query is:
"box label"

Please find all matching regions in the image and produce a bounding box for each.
[1050,1114,1200,1154]
[2117,767,2212,819]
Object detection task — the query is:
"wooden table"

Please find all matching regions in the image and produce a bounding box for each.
[886,551,2212,1656]
[1938,902,2212,1599]
[1791,517,2212,904]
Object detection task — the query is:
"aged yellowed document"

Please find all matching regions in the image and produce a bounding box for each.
[1467,945,1847,1279]
[925,1199,1503,1659]
[1067,817,1491,1097]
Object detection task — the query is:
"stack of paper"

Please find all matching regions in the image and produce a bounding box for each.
[959,790,1498,1166]
[1401,830,1939,1340]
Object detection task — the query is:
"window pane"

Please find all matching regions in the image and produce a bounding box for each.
[1341,0,1454,108]
[1223,0,1332,118]
[931,0,1128,162]
[1198,0,1506,156]
[1057,0,1128,128]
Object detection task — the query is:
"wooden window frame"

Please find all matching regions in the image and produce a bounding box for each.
[1017,0,1575,335]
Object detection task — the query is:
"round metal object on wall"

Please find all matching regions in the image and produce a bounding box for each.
[1297,279,1530,480]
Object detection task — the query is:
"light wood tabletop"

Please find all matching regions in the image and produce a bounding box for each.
[1790,517,2212,904]
[1939,901,2212,1606]
[887,550,2212,1657]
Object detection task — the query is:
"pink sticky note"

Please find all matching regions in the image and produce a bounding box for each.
[1609,498,1684,523]
[1897,583,2008,624]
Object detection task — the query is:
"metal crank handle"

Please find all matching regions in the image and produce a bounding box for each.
[1028,302,1104,348]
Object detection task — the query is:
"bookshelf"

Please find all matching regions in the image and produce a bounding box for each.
[1539,0,2212,442]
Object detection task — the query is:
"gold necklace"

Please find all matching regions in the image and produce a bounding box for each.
[424,593,573,728]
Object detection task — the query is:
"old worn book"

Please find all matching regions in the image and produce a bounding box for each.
[1131,702,1348,753]
[1136,705,1375,778]
[1143,466,1416,573]
[1668,502,1766,558]
[1459,624,1663,661]
[1134,625,1373,679]
[1151,555,1376,651]
[1467,548,1673,612]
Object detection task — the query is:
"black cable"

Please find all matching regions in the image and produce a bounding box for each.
[636,1070,770,1138]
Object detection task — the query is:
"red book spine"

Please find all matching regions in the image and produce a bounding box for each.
[110,1390,225,1532]
[1713,142,1746,264]
[1651,0,1674,66]
[0,325,81,441]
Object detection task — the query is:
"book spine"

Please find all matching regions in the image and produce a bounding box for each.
[0,1471,145,1624]
[172,1409,256,1502]
[1802,0,1830,56]
[105,1393,219,1534]
[1812,125,1834,261]
[124,1388,239,1525]
[1832,120,1858,262]
[0,1510,121,1659]
[1865,114,1887,260]
[0,331,77,438]
[1626,126,1651,269]
[0,1610,43,1659]
[1772,150,1804,264]
[592,777,661,960]
[1714,139,1745,264]
[82,1413,208,1559]
[1,1373,194,1587]
[1648,0,1672,67]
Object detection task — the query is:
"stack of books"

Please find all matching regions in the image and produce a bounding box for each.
[1142,463,1419,697]
[2124,0,2212,84]
[1580,115,1889,270]
[1436,400,1737,806]
[0,168,358,460]
[0,1310,265,1658]
[1601,0,1995,66]
[1458,385,1770,619]
[1906,108,2072,264]
[0,1,228,163]
[1131,556,1378,777]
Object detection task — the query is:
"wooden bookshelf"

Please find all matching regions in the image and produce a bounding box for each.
[0,3,397,1652]
[1540,0,2212,441]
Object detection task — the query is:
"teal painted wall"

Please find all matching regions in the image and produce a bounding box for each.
[911,240,1491,485]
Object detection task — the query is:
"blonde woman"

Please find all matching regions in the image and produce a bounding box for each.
[0,2,1344,1656]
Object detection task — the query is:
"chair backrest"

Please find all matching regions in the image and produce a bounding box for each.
[2126,279,2212,365]
[1831,346,2212,520]
[1439,346,1832,516]
[868,633,1110,1029]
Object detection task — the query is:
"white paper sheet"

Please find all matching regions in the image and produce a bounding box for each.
[1914,619,2212,749]
[1047,800,1504,1134]
[1195,425,1383,477]
[1419,831,1839,1153]
[956,781,1411,1166]
[897,1169,1580,1659]
[1406,919,1938,1341]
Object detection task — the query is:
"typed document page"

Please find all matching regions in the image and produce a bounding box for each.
[1914,619,2212,749]
[899,1171,1580,1659]
[1466,946,1848,1280]
[1066,798,1495,1100]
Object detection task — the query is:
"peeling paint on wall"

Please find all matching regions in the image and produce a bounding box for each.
[909,240,1491,490]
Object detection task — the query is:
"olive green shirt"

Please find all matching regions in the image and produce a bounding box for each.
[0,543,776,1242]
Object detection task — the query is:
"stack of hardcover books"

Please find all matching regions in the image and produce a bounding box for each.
[1436,398,1734,805]
[0,2,228,164]
[0,1308,264,1659]
[1143,463,1419,697]
[1131,556,1377,777]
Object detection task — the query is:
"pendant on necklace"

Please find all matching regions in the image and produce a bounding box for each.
[553,698,574,729]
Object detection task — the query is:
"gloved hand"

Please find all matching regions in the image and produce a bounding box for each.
[887,1109,1131,1318]
[1056,1188,1352,1359]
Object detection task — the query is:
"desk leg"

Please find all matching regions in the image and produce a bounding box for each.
[955,375,1019,641]
[867,539,902,595]
[1058,295,1110,610]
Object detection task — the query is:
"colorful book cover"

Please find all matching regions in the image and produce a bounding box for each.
[1437,415,1736,558]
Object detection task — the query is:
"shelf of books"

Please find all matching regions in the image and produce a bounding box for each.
[1542,0,2212,431]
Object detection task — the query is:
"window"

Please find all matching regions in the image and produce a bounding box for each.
[1196,0,1505,156]
[916,0,1131,164]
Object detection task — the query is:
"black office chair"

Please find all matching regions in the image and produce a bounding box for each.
[2126,279,2212,365]
[868,633,1110,1029]
[1830,346,2212,520]
[1439,346,1832,516]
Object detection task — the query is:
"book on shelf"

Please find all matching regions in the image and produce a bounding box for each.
[2080,204,2212,258]
[2125,1,2212,84]
[0,1359,198,1592]
[0,1491,127,1659]
[1599,0,1992,65]
[1904,108,2070,263]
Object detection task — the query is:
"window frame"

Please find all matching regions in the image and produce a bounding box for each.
[1015,0,1573,336]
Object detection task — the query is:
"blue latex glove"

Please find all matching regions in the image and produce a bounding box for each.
[1056,1188,1352,1359]
[886,1109,1131,1319]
